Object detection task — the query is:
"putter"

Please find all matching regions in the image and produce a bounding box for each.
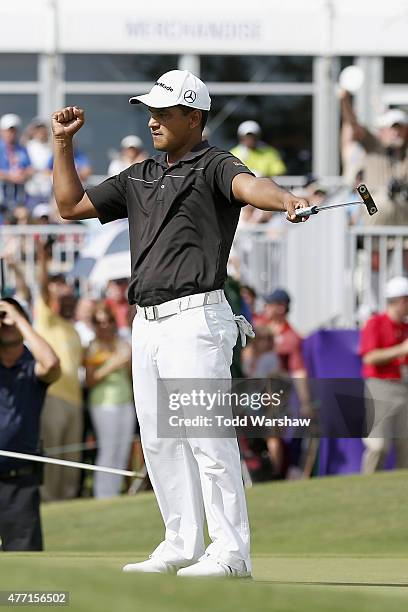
[295,184,378,219]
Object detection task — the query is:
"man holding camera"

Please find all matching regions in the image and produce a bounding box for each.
[0,298,60,551]
[341,91,408,226]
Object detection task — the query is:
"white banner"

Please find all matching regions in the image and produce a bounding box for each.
[0,0,407,55]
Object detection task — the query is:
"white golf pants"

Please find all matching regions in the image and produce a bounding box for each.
[131,294,251,573]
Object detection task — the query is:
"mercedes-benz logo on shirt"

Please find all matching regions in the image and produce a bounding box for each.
[183,90,197,103]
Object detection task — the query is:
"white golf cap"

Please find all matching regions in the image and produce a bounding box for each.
[121,135,143,149]
[32,203,51,218]
[376,109,408,129]
[0,113,21,130]
[238,120,261,137]
[385,276,408,299]
[129,70,211,111]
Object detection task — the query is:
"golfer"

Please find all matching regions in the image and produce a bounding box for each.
[51,70,310,578]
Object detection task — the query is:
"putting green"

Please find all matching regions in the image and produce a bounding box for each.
[1,470,408,610]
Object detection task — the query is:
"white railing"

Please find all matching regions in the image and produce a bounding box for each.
[3,183,405,332]
[0,224,89,290]
[347,226,408,326]
[235,222,408,331]
[233,226,287,296]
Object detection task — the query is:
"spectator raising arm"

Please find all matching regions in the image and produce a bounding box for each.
[4,254,32,307]
[340,90,368,142]
[51,106,97,220]
[36,239,51,305]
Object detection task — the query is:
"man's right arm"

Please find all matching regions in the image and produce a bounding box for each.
[52,106,98,221]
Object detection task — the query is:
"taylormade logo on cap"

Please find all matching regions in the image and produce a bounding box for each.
[129,70,211,111]
[155,81,174,92]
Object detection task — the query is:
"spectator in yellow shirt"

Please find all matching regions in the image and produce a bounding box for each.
[230,120,286,178]
[34,241,83,501]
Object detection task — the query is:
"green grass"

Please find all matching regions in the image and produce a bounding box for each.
[1,471,408,611]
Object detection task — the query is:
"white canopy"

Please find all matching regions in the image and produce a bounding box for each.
[1,0,408,55]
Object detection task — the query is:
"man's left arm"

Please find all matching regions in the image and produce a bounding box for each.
[232,173,310,223]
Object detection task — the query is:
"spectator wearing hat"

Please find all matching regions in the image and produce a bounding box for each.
[359,276,408,473]
[230,120,286,178]
[341,91,408,226]
[257,288,314,477]
[32,203,53,224]
[107,135,148,176]
[0,113,33,210]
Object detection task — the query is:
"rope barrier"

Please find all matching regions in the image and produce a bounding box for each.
[0,450,145,479]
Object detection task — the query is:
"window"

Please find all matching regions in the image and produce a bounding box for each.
[64,54,179,82]
[384,57,408,84]
[0,95,37,129]
[201,55,313,83]
[0,54,38,81]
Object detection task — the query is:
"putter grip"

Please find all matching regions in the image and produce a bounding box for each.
[295,206,319,218]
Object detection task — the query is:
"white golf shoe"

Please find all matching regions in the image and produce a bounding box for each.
[177,555,251,579]
[122,557,179,574]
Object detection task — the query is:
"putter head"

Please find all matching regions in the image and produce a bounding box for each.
[357,184,378,216]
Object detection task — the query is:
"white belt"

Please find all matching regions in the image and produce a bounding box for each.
[137,289,225,321]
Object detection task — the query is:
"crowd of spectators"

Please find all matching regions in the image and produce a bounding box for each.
[0,112,148,227]
[1,100,407,230]
[0,111,331,232]
[3,241,315,499]
[1,105,408,508]
[9,239,406,499]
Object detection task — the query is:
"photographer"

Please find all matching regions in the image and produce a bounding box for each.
[340,91,408,226]
[0,298,60,551]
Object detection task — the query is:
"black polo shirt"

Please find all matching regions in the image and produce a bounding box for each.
[0,346,48,471]
[86,141,253,306]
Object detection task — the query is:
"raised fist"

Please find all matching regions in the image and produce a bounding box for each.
[51,106,84,139]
